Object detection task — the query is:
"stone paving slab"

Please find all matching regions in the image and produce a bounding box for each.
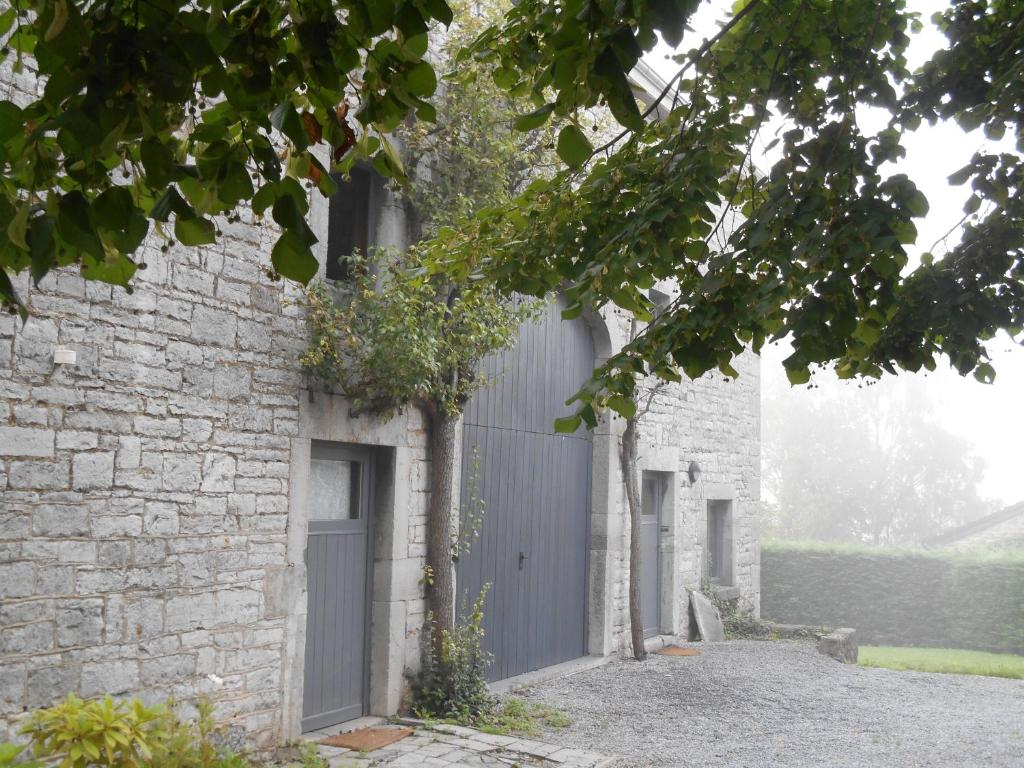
[311,723,614,768]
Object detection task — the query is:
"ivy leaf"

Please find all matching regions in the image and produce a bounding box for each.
[556,124,593,169]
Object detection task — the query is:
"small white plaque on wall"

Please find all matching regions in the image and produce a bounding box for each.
[53,347,77,365]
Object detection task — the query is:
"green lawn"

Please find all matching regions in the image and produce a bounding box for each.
[859,646,1024,680]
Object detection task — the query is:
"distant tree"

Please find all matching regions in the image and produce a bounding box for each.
[762,377,993,545]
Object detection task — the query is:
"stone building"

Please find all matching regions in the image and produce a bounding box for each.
[0,61,760,746]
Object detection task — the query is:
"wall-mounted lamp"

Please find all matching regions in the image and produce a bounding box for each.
[687,460,702,484]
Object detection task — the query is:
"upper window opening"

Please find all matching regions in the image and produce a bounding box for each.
[707,499,733,586]
[326,166,374,281]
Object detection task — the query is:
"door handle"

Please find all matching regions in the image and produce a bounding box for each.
[518,551,529,570]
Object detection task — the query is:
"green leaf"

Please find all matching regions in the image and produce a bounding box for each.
[80,251,137,286]
[0,7,16,38]
[365,0,396,35]
[57,191,103,258]
[252,183,276,216]
[405,61,437,97]
[607,394,637,419]
[906,190,929,217]
[513,104,554,132]
[44,0,70,41]
[271,229,318,283]
[92,187,134,230]
[892,220,917,245]
[556,124,593,169]
[973,362,995,384]
[149,187,192,222]
[785,366,811,386]
[29,213,55,284]
[947,164,973,186]
[272,194,306,232]
[140,137,176,187]
[174,216,215,246]
[553,414,582,434]
[7,202,29,250]
[0,100,23,145]
[270,100,309,151]
[422,0,453,25]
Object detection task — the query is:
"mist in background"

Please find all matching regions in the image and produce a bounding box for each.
[644,1,1024,544]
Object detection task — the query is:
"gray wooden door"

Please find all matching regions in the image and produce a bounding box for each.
[302,442,373,732]
[458,296,594,681]
[640,472,666,638]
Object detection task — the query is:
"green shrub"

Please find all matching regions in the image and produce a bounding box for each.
[21,695,168,768]
[19,695,248,768]
[412,588,496,723]
[149,699,249,768]
[0,743,43,768]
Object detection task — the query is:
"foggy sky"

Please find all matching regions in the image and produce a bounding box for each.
[646,0,1024,506]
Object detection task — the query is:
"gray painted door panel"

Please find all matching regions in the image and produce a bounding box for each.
[640,516,660,638]
[302,444,372,732]
[458,297,594,681]
[641,473,665,638]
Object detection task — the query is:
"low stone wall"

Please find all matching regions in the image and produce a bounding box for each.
[761,543,1024,655]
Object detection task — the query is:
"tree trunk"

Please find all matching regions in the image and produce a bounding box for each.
[620,414,647,661]
[426,404,459,654]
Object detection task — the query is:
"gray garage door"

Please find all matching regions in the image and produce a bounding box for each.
[302,442,374,732]
[457,296,594,681]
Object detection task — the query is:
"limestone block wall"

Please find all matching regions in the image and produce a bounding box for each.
[0,242,432,748]
[0,43,432,745]
[602,326,761,653]
[0,214,299,747]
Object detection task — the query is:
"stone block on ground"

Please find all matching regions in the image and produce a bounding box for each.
[818,627,858,663]
[689,590,726,642]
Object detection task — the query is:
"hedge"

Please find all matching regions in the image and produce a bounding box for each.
[761,542,1024,655]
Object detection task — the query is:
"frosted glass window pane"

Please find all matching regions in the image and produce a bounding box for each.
[642,472,669,518]
[310,459,359,520]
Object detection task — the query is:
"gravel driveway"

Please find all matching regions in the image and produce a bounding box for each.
[514,640,1024,768]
